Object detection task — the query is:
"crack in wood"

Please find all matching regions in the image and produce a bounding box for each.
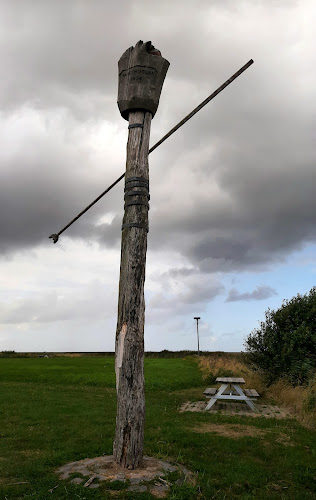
[115,323,127,392]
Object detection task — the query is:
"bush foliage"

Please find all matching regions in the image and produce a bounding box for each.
[244,287,316,385]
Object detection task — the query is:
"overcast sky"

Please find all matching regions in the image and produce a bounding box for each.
[1,0,315,353]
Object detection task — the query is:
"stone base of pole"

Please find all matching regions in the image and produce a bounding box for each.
[56,455,195,495]
[113,110,151,469]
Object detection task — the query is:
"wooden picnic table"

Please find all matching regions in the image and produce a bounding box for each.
[205,377,257,411]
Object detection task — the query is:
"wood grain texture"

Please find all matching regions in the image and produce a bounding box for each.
[215,377,245,384]
[244,389,260,397]
[113,110,152,469]
[203,388,217,395]
[117,41,169,120]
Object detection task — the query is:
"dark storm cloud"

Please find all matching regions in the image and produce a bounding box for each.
[148,118,316,272]
[0,1,130,115]
[226,285,277,302]
[0,0,211,116]
[0,109,125,254]
[88,215,122,248]
[0,0,315,277]
[147,16,316,272]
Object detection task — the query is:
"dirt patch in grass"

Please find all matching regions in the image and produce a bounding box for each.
[55,353,83,357]
[273,434,295,447]
[191,423,295,447]
[173,388,204,398]
[19,449,44,457]
[191,423,266,438]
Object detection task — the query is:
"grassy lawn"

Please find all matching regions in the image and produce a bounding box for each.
[0,356,315,499]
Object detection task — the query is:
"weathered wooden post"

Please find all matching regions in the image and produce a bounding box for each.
[113,41,169,469]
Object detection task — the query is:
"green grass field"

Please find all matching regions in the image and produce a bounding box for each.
[0,357,315,499]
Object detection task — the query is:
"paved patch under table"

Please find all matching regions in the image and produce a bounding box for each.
[179,401,292,418]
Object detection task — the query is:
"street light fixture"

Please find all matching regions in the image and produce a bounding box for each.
[194,317,201,355]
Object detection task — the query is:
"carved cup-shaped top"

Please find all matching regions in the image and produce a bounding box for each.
[117,41,169,120]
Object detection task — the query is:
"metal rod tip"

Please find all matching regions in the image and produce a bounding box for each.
[49,234,59,244]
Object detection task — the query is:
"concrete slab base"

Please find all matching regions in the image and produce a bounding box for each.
[56,455,193,497]
[179,401,293,418]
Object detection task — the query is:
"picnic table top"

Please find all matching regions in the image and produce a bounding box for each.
[215,377,246,384]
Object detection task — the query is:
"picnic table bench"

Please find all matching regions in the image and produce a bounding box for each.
[244,389,260,398]
[204,377,259,411]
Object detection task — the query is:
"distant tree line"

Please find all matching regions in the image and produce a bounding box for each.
[244,287,316,386]
[0,350,229,359]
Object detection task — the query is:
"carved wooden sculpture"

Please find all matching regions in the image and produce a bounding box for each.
[113,41,169,468]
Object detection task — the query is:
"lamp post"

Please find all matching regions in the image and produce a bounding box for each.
[194,317,201,355]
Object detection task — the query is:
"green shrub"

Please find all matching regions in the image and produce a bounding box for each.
[244,287,316,386]
[305,376,316,410]
[0,351,17,358]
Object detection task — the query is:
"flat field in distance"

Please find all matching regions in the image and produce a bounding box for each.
[0,356,315,499]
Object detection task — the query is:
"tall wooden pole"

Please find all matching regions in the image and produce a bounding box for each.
[113,41,169,469]
[113,110,151,468]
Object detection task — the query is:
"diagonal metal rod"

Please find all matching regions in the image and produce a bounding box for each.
[148,58,254,154]
[49,58,253,243]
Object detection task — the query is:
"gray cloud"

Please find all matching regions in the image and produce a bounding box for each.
[2,0,313,354]
[0,107,125,254]
[0,280,116,325]
[0,0,315,278]
[226,285,277,302]
[160,267,197,279]
[0,2,129,116]
[147,268,225,318]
